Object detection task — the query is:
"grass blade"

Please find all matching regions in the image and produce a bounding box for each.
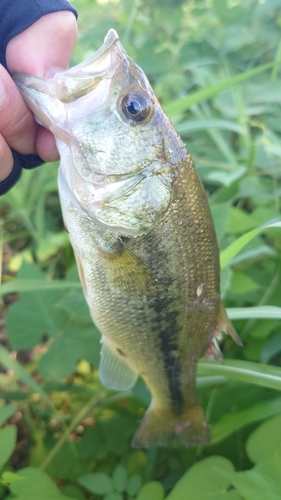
[0,279,81,297]
[198,359,281,391]
[220,221,281,268]
[176,119,246,135]
[164,62,274,116]
[227,306,281,320]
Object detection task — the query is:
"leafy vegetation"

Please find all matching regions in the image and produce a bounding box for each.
[0,0,281,498]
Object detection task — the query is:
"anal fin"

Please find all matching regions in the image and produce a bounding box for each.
[203,338,223,362]
[100,337,138,391]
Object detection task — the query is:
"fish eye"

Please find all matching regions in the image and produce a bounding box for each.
[121,92,151,122]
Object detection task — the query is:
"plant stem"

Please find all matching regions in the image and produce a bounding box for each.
[241,265,280,337]
[122,0,140,47]
[271,36,281,80]
[40,391,132,471]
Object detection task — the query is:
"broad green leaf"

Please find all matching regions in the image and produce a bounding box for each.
[6,262,68,349]
[246,414,281,464]
[0,482,6,499]
[38,324,100,379]
[0,426,17,470]
[7,290,68,350]
[164,62,274,116]
[255,456,281,489]
[227,207,261,234]
[60,485,86,500]
[9,467,74,499]
[198,360,281,392]
[76,424,107,462]
[247,80,281,105]
[78,473,114,495]
[0,405,15,426]
[55,291,92,323]
[220,221,281,268]
[136,481,164,500]
[104,493,123,500]
[212,397,281,444]
[112,465,128,493]
[0,345,53,408]
[36,231,69,261]
[227,306,281,320]
[126,474,142,496]
[166,456,238,500]
[229,272,260,295]
[217,456,281,500]
[45,441,81,481]
[1,472,23,484]
[101,414,137,455]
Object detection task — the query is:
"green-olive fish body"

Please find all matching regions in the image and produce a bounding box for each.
[14,30,240,448]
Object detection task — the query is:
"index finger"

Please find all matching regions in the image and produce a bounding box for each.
[0,64,37,155]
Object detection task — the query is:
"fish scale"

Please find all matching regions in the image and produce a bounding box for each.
[13,29,240,448]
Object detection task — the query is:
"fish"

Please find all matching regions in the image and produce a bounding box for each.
[13,29,241,448]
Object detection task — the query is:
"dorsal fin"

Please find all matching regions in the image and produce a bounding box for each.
[214,303,243,346]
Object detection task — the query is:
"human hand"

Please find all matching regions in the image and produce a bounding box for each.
[0,11,77,182]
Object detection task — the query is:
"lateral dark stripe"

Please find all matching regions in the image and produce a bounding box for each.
[151,287,184,413]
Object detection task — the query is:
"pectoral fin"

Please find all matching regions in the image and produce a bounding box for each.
[101,238,155,294]
[100,337,138,391]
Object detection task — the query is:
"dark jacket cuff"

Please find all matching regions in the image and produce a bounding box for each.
[0,150,44,195]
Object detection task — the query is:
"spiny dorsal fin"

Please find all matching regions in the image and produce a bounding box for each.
[100,337,138,391]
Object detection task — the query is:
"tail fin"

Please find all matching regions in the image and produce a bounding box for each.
[131,403,210,448]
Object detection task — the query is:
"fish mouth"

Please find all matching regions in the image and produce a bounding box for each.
[71,29,120,71]
[13,29,124,103]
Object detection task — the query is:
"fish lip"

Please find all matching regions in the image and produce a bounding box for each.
[67,29,120,72]
[13,72,55,94]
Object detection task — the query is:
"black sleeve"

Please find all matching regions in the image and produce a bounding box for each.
[0,0,78,196]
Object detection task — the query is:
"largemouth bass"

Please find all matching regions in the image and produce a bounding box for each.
[14,30,240,448]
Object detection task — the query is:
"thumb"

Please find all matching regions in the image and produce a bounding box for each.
[6,11,78,77]
[5,11,78,162]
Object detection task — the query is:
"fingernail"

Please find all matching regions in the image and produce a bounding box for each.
[0,78,7,106]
